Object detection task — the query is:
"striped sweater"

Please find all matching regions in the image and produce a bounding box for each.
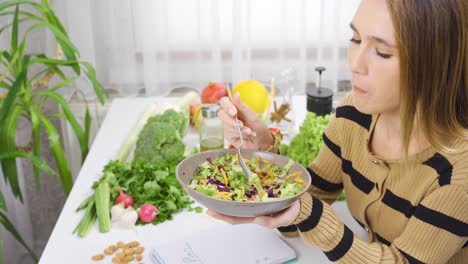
[278,94,468,263]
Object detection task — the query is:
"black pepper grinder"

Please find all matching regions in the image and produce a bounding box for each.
[306,66,334,116]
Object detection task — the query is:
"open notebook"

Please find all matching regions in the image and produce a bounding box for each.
[150,224,297,264]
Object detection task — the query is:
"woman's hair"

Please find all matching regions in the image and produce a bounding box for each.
[387,0,468,154]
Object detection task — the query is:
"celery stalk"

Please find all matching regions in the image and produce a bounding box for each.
[94,181,111,233]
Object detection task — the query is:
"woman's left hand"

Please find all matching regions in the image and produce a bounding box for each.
[206,200,301,229]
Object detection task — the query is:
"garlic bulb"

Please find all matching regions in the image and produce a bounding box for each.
[111,203,126,222]
[118,207,138,229]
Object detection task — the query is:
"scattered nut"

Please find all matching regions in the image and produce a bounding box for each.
[135,247,145,254]
[91,254,104,261]
[127,241,139,247]
[123,255,135,262]
[91,240,143,262]
[124,248,134,255]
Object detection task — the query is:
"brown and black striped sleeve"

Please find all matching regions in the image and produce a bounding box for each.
[292,182,467,263]
[278,97,349,238]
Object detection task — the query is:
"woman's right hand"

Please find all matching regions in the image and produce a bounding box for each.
[219,93,273,150]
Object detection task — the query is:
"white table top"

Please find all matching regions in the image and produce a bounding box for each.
[40,96,367,264]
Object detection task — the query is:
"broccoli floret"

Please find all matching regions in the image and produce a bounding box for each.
[134,121,185,165]
[147,109,189,136]
[161,140,185,163]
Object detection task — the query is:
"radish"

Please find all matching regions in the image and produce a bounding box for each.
[139,204,159,223]
[115,187,134,208]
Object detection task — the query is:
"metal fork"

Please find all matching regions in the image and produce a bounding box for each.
[226,83,253,178]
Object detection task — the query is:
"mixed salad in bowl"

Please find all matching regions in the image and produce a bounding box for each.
[189,153,305,202]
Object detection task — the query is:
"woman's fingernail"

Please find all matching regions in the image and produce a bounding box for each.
[251,131,257,137]
[228,109,236,117]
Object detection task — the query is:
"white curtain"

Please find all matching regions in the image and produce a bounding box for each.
[51,0,360,97]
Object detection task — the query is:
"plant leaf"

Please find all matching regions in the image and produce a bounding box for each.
[0,81,10,89]
[41,1,69,40]
[10,5,19,54]
[48,76,78,92]
[39,113,73,195]
[42,22,80,75]
[84,105,91,160]
[0,70,25,124]
[22,20,80,75]
[0,211,38,262]
[0,105,24,202]
[29,57,76,66]
[29,106,41,190]
[0,150,56,176]
[38,90,89,162]
[80,62,106,104]
[30,54,67,80]
[0,0,40,13]
[0,9,42,21]
[0,191,6,211]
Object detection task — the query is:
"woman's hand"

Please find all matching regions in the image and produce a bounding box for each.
[206,200,300,229]
[219,93,273,150]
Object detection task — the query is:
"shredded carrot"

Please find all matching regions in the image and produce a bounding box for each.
[199,178,206,185]
[256,158,260,169]
[286,171,301,179]
[210,167,219,177]
[294,177,304,183]
[220,168,228,185]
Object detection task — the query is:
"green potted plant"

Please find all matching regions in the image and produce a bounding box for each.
[0,0,105,262]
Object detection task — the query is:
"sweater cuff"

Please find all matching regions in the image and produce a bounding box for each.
[292,193,344,250]
[277,225,299,238]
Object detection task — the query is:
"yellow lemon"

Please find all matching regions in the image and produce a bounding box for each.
[232,80,269,114]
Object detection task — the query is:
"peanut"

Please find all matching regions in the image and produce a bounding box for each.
[109,245,117,252]
[104,248,113,255]
[116,252,125,258]
[124,248,134,255]
[127,241,139,247]
[111,257,121,263]
[136,254,143,261]
[134,246,145,254]
[123,255,135,262]
[91,254,104,261]
[117,241,125,248]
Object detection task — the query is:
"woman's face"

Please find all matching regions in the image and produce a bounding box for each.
[348,0,400,115]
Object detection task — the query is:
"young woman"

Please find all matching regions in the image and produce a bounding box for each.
[209,0,468,263]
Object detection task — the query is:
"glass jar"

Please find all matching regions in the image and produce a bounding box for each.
[269,68,297,135]
[199,104,224,152]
